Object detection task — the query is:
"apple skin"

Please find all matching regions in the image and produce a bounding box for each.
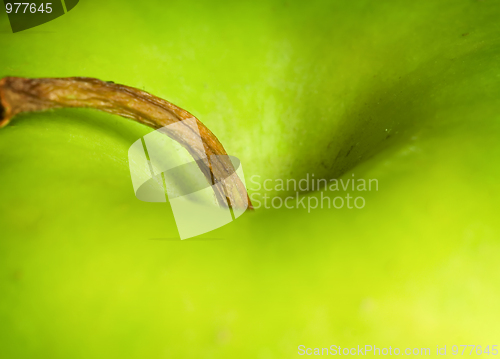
[1,0,500,358]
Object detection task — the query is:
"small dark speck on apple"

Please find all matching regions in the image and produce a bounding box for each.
[11,270,23,282]
[462,33,469,37]
[345,145,354,157]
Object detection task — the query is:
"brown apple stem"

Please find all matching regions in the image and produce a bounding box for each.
[0,76,252,210]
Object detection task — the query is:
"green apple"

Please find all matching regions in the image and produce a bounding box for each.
[1,0,500,358]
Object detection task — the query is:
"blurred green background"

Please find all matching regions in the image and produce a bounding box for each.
[1,0,500,357]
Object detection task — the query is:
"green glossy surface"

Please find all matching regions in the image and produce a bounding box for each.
[1,0,500,357]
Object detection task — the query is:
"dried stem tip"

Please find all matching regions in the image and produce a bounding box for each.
[0,76,252,210]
